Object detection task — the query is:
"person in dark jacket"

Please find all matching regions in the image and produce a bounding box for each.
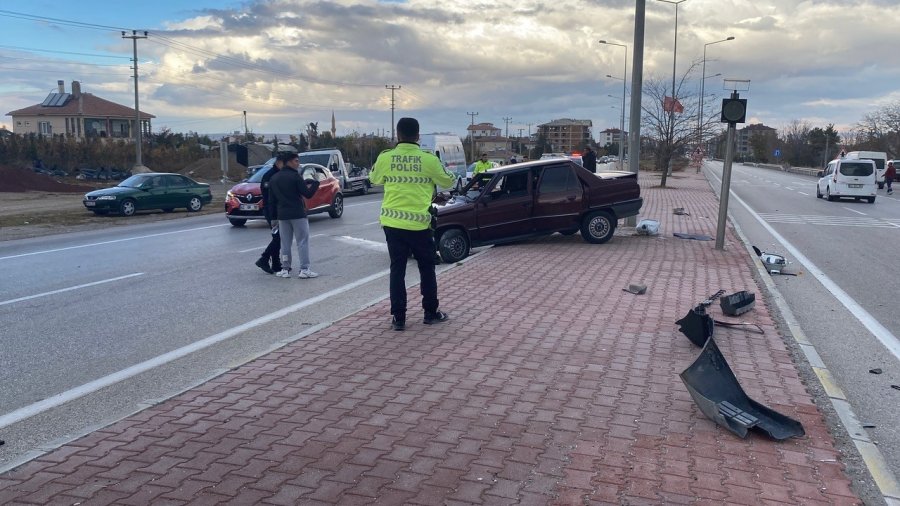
[886,160,895,194]
[255,155,285,274]
[269,153,321,278]
[582,145,598,173]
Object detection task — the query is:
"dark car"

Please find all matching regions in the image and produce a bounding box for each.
[224,158,344,227]
[83,173,212,216]
[432,159,642,262]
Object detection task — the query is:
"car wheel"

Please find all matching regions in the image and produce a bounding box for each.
[878,182,884,189]
[580,210,615,244]
[816,185,822,198]
[162,208,175,213]
[328,194,344,218]
[826,187,836,201]
[439,229,470,262]
[119,199,136,216]
[187,196,203,212]
[229,219,247,227]
[868,197,876,203]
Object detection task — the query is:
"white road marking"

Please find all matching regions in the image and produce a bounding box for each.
[0,273,144,307]
[335,235,388,252]
[239,246,265,253]
[0,224,229,261]
[364,221,381,226]
[797,192,809,196]
[711,173,900,360]
[0,268,392,430]
[843,207,867,215]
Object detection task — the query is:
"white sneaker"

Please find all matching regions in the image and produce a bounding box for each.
[298,269,319,279]
[275,269,291,278]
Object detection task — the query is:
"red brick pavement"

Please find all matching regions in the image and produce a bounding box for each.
[0,171,862,505]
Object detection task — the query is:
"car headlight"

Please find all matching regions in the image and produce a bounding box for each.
[226,191,235,199]
[97,195,117,200]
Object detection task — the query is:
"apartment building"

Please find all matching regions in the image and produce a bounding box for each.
[536,118,592,154]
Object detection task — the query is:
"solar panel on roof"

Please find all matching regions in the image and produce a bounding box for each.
[40,93,70,107]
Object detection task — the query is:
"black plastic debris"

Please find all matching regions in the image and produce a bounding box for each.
[680,337,805,440]
[891,385,900,391]
[676,306,715,347]
[869,368,883,375]
[674,232,713,241]
[720,291,756,316]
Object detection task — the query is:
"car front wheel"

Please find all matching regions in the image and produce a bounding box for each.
[816,185,822,198]
[580,210,615,244]
[119,199,136,216]
[187,196,203,212]
[329,194,344,218]
[439,229,470,263]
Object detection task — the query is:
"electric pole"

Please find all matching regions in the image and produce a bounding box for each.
[122,30,148,170]
[502,117,512,156]
[385,85,400,142]
[467,112,479,162]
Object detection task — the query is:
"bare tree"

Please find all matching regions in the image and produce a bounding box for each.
[641,61,705,187]
[857,101,900,156]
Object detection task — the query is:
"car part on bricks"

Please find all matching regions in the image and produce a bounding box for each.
[719,290,756,316]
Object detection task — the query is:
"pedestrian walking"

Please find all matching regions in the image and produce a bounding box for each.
[255,155,285,274]
[885,161,895,194]
[269,153,320,279]
[582,145,597,173]
[370,117,456,331]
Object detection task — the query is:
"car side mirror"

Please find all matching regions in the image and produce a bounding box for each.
[817,171,824,178]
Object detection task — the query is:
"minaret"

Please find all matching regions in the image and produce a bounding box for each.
[331,110,336,138]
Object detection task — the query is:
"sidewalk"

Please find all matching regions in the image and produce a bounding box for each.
[0,171,864,504]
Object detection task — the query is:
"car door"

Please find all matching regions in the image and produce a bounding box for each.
[163,174,190,208]
[138,175,169,210]
[301,164,331,211]
[532,163,583,233]
[472,169,533,243]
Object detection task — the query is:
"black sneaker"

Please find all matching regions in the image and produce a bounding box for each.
[423,310,449,324]
[255,256,274,274]
[391,316,406,331]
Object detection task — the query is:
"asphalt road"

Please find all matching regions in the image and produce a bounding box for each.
[703,159,900,479]
[0,191,467,470]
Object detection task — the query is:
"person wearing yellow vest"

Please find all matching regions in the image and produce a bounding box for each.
[371,117,456,331]
[473,153,492,176]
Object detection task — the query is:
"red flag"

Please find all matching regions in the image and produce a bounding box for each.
[663,96,684,113]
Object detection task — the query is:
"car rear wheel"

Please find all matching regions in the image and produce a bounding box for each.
[187,196,203,212]
[580,210,615,244]
[119,199,136,216]
[439,229,470,263]
[229,219,247,227]
[329,194,344,218]
[826,187,836,201]
[868,196,876,203]
[878,182,884,189]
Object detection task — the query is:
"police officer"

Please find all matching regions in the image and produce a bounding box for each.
[370,117,456,331]
[473,153,492,176]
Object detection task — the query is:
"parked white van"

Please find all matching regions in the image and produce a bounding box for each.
[816,158,877,203]
[419,134,466,190]
[844,151,887,188]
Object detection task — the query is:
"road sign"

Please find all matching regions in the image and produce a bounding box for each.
[774,149,781,158]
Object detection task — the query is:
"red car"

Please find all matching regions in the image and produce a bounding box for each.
[224,158,344,226]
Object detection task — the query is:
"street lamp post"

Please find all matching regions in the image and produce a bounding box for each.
[657,0,687,176]
[699,36,735,152]
[599,40,628,171]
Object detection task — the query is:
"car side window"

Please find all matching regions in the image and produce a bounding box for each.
[165,175,187,188]
[490,172,529,199]
[538,165,573,193]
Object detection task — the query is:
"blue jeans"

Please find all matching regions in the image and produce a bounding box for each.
[278,218,310,271]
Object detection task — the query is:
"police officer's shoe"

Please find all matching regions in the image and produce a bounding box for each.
[423,310,449,324]
[391,316,406,331]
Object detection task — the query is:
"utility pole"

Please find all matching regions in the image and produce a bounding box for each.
[243,110,248,140]
[502,117,512,155]
[385,85,400,142]
[626,0,647,227]
[122,30,148,170]
[467,112,479,162]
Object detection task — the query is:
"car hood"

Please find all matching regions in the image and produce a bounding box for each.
[85,186,140,197]
[229,181,260,195]
[433,196,475,215]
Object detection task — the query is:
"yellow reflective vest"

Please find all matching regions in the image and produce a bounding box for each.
[370,142,456,231]
[473,160,493,175]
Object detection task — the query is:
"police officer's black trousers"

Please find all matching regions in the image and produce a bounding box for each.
[383,226,439,319]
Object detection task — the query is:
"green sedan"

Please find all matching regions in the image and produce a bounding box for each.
[83,173,212,216]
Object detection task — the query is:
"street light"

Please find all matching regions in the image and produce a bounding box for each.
[598,39,628,170]
[699,36,735,151]
[656,0,687,176]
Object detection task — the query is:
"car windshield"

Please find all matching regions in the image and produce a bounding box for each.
[118,174,151,188]
[246,158,277,183]
[298,153,331,167]
[840,162,874,177]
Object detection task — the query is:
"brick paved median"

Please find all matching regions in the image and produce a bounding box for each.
[0,172,861,504]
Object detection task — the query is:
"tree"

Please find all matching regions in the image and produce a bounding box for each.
[857,101,900,156]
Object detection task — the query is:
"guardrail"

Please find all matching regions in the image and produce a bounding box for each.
[740,162,819,177]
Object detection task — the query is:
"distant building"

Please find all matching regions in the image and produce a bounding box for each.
[736,123,777,158]
[598,128,627,147]
[467,122,502,138]
[6,80,154,139]
[537,118,592,154]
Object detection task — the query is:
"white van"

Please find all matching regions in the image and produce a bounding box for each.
[419,134,466,190]
[816,158,877,203]
[844,151,887,188]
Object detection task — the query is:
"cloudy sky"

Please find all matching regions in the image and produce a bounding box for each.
[1,0,897,141]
